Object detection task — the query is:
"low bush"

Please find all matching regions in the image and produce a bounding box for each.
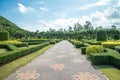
[6,44,17,51]
[115,46,120,53]
[0,40,22,45]
[89,41,101,45]
[0,42,50,64]
[86,45,104,55]
[90,48,120,69]
[50,41,56,44]
[83,43,90,47]
[14,42,28,47]
[102,41,120,49]
[21,39,49,42]
[81,47,86,54]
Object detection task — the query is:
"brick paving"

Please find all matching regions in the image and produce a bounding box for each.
[6,40,108,80]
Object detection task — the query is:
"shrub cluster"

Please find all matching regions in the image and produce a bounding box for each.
[90,48,120,69]
[96,30,107,41]
[102,41,120,49]
[0,31,9,41]
[86,45,104,55]
[115,46,120,53]
[0,42,50,64]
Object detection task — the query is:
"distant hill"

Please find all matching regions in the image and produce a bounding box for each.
[0,15,30,38]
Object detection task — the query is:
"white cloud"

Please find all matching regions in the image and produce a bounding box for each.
[114,0,120,7]
[78,8,120,28]
[39,7,48,11]
[17,3,33,13]
[54,12,67,18]
[78,0,111,10]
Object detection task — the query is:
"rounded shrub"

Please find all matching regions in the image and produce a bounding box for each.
[0,31,9,41]
[96,30,107,41]
[86,45,104,55]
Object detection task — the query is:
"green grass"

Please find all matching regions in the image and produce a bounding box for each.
[0,45,52,80]
[97,65,120,80]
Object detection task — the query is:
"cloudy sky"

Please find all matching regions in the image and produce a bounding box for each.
[0,0,120,32]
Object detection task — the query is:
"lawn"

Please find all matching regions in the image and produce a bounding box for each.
[97,65,120,80]
[0,45,52,80]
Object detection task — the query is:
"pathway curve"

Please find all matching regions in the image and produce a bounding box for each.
[6,40,108,80]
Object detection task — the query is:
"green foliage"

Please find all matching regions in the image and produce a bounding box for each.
[0,45,52,80]
[96,30,107,41]
[6,44,17,51]
[90,48,120,69]
[0,42,50,64]
[115,46,120,53]
[102,41,120,49]
[81,47,86,54]
[86,45,104,55]
[114,34,119,40]
[0,16,29,38]
[77,35,83,40]
[0,40,22,44]
[0,31,9,41]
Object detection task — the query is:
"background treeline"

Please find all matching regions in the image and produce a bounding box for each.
[0,16,120,40]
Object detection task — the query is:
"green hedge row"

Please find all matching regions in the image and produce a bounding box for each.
[115,46,120,53]
[0,44,17,51]
[0,42,50,64]
[90,48,120,69]
[6,44,17,51]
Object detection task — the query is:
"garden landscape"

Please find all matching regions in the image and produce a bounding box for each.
[0,0,120,80]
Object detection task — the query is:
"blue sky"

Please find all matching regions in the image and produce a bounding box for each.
[0,0,120,32]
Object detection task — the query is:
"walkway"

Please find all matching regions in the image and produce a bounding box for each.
[6,40,107,80]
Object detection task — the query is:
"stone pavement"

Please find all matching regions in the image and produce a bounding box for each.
[6,40,108,80]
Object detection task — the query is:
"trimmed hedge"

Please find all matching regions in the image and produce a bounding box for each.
[96,30,107,41]
[115,46,120,53]
[14,42,28,47]
[6,44,17,51]
[86,45,104,55]
[81,47,86,54]
[0,31,9,41]
[102,41,120,49]
[90,48,120,69]
[0,42,50,64]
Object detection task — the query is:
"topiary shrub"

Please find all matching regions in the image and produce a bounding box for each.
[86,45,104,55]
[96,30,107,41]
[77,35,83,40]
[102,42,120,49]
[114,34,119,40]
[0,31,9,41]
[81,47,86,54]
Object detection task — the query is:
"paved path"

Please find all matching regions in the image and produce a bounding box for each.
[6,40,107,80]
